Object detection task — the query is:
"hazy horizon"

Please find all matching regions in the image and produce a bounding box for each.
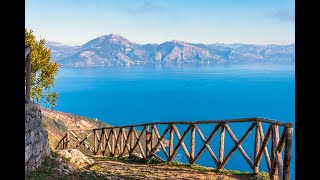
[26,0,294,46]
[46,33,295,47]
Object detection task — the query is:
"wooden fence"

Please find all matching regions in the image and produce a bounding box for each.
[56,117,293,180]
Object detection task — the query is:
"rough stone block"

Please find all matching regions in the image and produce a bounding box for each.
[34,133,40,143]
[25,133,31,145]
[25,115,31,123]
[27,158,36,171]
[35,153,42,163]
[28,121,34,131]
[32,119,39,130]
[32,142,42,156]
[30,130,35,144]
[25,122,30,132]
[29,111,36,118]
[25,144,32,162]
[41,142,50,158]
[43,130,48,138]
[39,131,43,141]
[46,144,51,156]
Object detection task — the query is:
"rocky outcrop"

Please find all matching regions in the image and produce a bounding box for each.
[25,103,50,175]
[57,149,94,168]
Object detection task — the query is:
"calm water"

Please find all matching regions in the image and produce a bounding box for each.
[43,64,295,178]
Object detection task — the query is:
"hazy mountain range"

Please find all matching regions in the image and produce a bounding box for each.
[45,34,295,67]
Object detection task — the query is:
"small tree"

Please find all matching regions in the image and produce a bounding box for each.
[25,29,60,109]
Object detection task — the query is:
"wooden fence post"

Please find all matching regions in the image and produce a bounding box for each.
[130,128,135,154]
[271,125,279,180]
[169,124,174,161]
[219,123,225,165]
[102,129,106,155]
[145,125,150,157]
[25,50,31,103]
[120,128,124,156]
[93,130,97,155]
[254,121,261,174]
[190,123,195,164]
[66,130,70,149]
[111,129,115,156]
[151,124,155,154]
[283,128,293,180]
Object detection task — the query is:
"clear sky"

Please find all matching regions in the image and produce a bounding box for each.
[26,0,295,46]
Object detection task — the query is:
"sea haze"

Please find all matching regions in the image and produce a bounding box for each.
[42,64,295,178]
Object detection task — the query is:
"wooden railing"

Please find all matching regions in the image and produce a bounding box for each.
[56,117,293,180]
[25,43,31,103]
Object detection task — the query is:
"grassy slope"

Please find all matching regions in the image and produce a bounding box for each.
[41,107,110,152]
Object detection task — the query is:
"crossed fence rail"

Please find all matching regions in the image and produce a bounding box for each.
[56,117,293,180]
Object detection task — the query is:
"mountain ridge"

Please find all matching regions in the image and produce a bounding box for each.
[46,34,295,66]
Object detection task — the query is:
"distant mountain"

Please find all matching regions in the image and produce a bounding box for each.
[46,34,295,66]
[45,41,81,61]
[57,34,140,66]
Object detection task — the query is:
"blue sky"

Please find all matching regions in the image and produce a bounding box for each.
[26,0,294,46]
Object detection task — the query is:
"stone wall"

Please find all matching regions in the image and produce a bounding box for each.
[25,103,50,175]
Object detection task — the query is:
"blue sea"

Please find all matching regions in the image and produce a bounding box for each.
[43,64,295,178]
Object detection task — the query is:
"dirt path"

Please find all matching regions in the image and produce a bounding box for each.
[87,159,252,180]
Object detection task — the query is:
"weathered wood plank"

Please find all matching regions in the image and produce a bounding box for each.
[257,118,292,128]
[254,122,261,174]
[149,125,171,157]
[219,122,255,170]
[111,129,116,156]
[131,127,146,158]
[283,128,293,180]
[114,128,123,156]
[69,131,94,153]
[92,118,256,130]
[219,123,225,163]
[103,129,113,156]
[130,128,135,151]
[276,129,284,180]
[277,128,287,152]
[102,129,106,154]
[120,128,124,155]
[95,130,104,155]
[92,118,289,131]
[66,131,70,149]
[271,125,280,180]
[151,125,155,152]
[169,125,174,157]
[120,128,128,156]
[193,124,221,165]
[55,133,67,150]
[254,124,272,172]
[120,127,133,156]
[168,124,191,162]
[152,125,170,160]
[145,125,150,157]
[190,124,195,164]
[75,131,94,149]
[258,124,272,172]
